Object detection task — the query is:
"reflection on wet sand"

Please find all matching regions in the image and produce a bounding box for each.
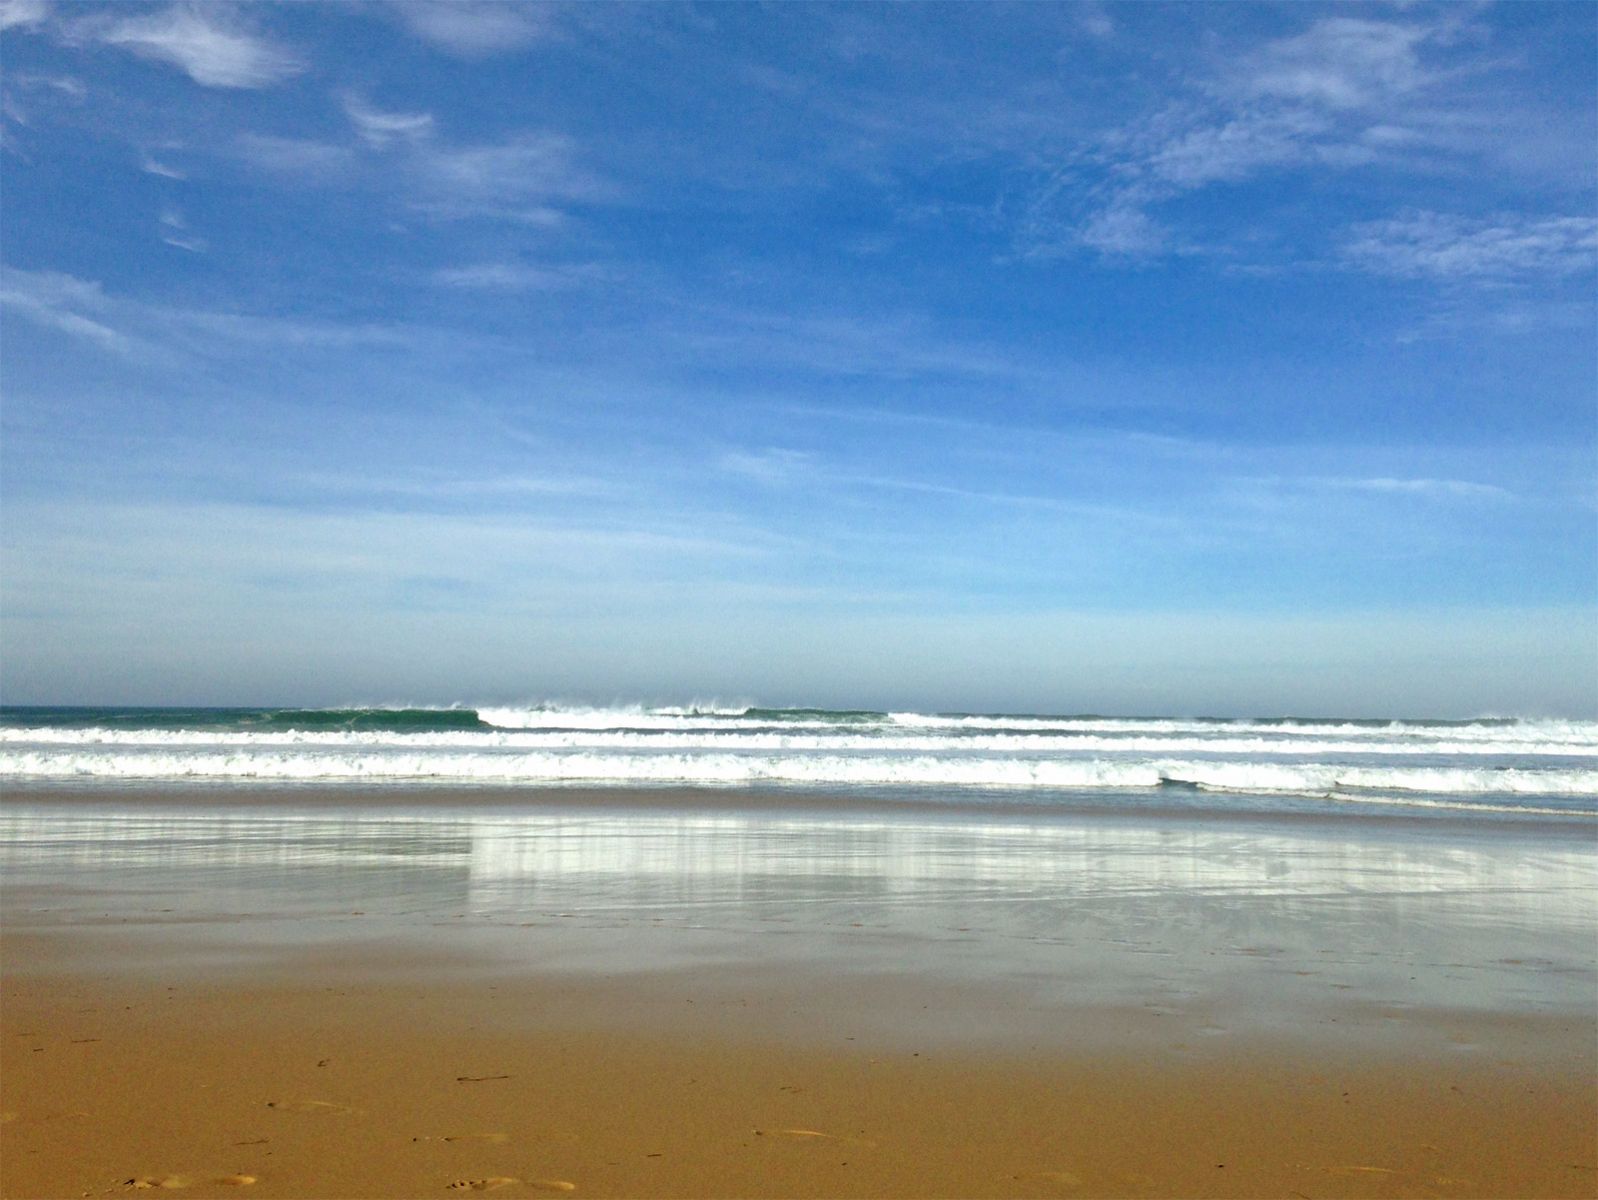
[3,799,1593,1033]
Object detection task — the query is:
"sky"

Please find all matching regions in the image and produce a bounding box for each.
[1,1,1594,716]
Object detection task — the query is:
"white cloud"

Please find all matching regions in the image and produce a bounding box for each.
[0,0,49,32]
[229,111,605,226]
[1143,107,1328,188]
[719,448,815,485]
[4,71,83,100]
[422,134,601,200]
[1,70,86,151]
[342,93,435,148]
[1075,200,1166,258]
[237,132,356,180]
[1072,4,1114,40]
[670,307,1029,383]
[140,153,187,179]
[1022,108,1337,260]
[1313,476,1514,501]
[1018,13,1487,264]
[172,309,407,350]
[1392,297,1597,343]
[431,262,582,291]
[91,4,302,89]
[0,265,416,360]
[1343,212,1598,282]
[0,268,133,354]
[410,133,608,220]
[156,206,205,252]
[1235,17,1432,110]
[41,72,82,97]
[298,471,617,502]
[393,0,557,58]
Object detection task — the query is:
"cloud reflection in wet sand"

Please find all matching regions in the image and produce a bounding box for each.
[2,802,1593,1029]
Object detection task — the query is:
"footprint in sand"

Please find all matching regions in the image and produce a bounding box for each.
[415,1132,511,1144]
[447,1180,520,1192]
[125,1175,256,1190]
[265,1099,358,1115]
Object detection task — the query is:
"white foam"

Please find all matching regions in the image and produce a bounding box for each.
[3,746,1595,799]
[469,706,1598,745]
[885,713,1598,744]
[1325,792,1594,818]
[3,727,1594,759]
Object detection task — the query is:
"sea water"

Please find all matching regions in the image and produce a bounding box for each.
[2,704,1594,820]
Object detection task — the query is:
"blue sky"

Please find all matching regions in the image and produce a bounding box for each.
[1,1,1594,715]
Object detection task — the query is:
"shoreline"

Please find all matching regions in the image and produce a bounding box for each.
[5,781,1595,834]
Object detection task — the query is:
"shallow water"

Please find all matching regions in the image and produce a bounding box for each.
[4,793,1594,1048]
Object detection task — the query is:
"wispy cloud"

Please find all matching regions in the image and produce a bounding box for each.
[717,444,1179,531]
[0,67,85,153]
[1138,106,1333,189]
[25,72,82,98]
[0,265,408,360]
[231,112,605,226]
[236,132,356,181]
[1231,17,1434,111]
[412,133,608,218]
[295,470,619,505]
[0,0,49,33]
[170,308,408,351]
[1248,474,1518,503]
[140,152,187,180]
[1343,212,1598,282]
[160,234,206,253]
[430,262,596,291]
[719,448,815,485]
[1391,297,1596,345]
[158,206,206,253]
[666,306,1034,384]
[341,92,435,148]
[1015,13,1482,263]
[1071,4,1114,40]
[0,268,133,354]
[1317,476,1514,501]
[86,4,303,89]
[392,0,559,58]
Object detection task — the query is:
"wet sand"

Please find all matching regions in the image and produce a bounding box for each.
[2,786,1595,1198]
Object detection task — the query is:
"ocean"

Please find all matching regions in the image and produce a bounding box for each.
[3,704,1594,820]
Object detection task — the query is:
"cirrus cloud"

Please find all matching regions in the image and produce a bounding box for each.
[88,4,303,89]
[1343,212,1598,282]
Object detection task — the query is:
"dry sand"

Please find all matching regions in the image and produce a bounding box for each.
[4,935,1595,1200]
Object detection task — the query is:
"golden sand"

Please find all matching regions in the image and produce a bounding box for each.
[3,945,1594,1200]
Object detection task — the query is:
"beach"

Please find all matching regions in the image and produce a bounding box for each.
[6,0,1594,1191]
[7,1,1596,1194]
[3,780,1595,1199]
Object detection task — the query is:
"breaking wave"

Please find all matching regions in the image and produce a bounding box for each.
[3,704,1593,816]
